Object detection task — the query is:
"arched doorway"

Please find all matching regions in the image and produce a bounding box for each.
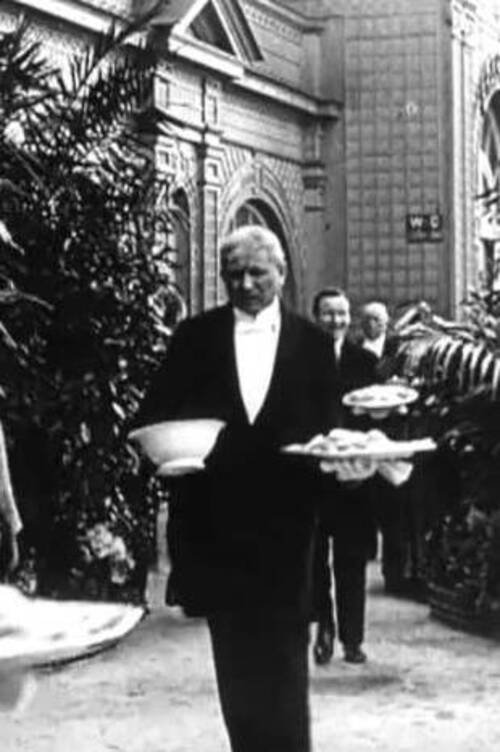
[226,199,297,308]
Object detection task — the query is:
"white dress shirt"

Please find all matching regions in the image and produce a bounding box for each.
[362,334,386,359]
[333,335,345,363]
[233,297,281,424]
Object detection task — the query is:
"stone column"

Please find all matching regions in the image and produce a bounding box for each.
[302,121,329,305]
[198,79,224,309]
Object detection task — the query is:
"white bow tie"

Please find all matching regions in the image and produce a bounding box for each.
[236,320,276,335]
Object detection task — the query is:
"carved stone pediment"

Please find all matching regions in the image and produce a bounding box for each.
[146,0,262,78]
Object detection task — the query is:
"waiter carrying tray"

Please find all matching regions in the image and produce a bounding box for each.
[132,225,406,752]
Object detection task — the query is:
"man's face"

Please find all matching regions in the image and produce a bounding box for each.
[316,295,351,341]
[362,310,387,340]
[222,243,285,316]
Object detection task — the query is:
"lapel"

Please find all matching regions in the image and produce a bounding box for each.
[215,305,248,424]
[337,339,360,389]
[254,306,298,427]
[220,304,301,428]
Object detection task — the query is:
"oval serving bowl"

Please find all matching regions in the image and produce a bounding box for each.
[128,418,226,467]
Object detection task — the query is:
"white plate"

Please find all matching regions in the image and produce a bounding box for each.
[343,384,419,411]
[282,437,436,461]
[0,587,144,667]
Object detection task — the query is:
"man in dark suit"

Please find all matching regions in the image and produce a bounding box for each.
[360,301,400,380]
[359,301,419,597]
[311,288,378,666]
[135,228,379,752]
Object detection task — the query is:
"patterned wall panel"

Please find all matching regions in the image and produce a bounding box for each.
[221,90,303,161]
[262,154,304,249]
[159,139,201,313]
[219,144,306,303]
[166,67,204,128]
[202,187,219,308]
[343,0,442,311]
[242,2,303,87]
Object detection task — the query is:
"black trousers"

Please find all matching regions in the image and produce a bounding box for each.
[313,532,367,647]
[374,478,409,587]
[207,608,310,752]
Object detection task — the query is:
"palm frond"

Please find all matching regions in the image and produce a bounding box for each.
[0,16,53,118]
[36,1,163,158]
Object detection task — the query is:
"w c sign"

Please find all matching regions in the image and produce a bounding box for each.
[406,212,443,243]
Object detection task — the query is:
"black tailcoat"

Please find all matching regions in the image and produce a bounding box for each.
[136,304,337,617]
[358,334,401,382]
[322,338,378,551]
[334,338,378,425]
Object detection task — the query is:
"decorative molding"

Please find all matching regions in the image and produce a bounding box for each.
[214,0,263,61]
[11,0,122,32]
[156,137,201,313]
[448,0,478,43]
[235,71,341,118]
[202,77,222,126]
[168,28,245,79]
[243,4,302,42]
[155,0,262,74]
[199,141,224,187]
[302,162,327,212]
[243,0,335,33]
[167,0,262,61]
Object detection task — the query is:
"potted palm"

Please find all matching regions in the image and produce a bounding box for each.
[420,392,500,634]
[394,288,500,634]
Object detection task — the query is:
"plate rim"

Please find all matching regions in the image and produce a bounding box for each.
[342,384,419,409]
[282,438,436,461]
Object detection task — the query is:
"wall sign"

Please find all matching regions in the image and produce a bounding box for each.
[406,212,443,243]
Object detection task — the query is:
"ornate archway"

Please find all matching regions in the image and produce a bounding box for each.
[226,198,297,308]
[220,161,303,310]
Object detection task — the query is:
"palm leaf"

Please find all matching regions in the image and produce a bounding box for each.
[0,16,54,119]
[34,1,163,163]
[440,339,463,383]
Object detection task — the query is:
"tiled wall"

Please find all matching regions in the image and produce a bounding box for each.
[343,0,443,311]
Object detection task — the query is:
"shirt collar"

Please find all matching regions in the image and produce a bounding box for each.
[363,334,385,354]
[233,297,281,330]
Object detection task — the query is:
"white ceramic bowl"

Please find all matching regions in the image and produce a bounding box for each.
[128,419,226,467]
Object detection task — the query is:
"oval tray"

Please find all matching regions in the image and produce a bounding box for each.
[282,437,436,461]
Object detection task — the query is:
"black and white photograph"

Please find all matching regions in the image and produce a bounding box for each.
[2,1,500,750]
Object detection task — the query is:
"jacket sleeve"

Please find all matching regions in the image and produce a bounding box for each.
[133,319,195,429]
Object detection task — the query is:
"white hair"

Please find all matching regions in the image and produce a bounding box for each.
[219,225,286,272]
[362,301,389,323]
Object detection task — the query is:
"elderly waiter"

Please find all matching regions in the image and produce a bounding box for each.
[134,225,382,752]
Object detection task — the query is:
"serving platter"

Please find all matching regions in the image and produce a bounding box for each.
[0,585,144,668]
[282,438,436,461]
[342,383,419,412]
[282,428,436,462]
